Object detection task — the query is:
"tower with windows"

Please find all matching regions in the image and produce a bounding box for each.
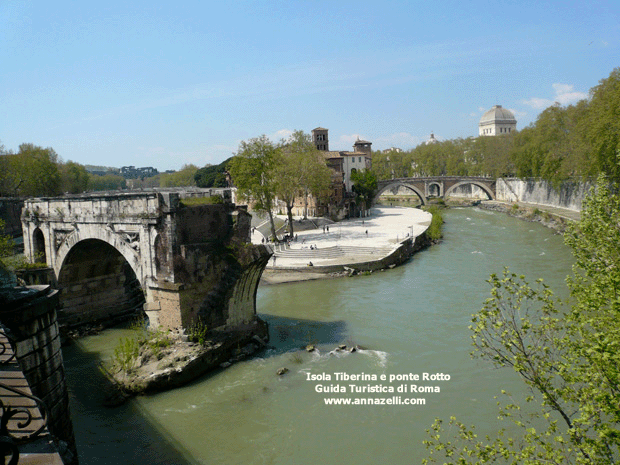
[312,127,329,151]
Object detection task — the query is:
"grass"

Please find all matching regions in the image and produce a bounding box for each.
[186,318,209,345]
[110,320,174,374]
[180,195,225,207]
[423,205,444,241]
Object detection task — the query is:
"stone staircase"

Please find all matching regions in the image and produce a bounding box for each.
[273,245,394,260]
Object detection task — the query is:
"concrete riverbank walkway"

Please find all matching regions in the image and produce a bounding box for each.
[253,206,432,282]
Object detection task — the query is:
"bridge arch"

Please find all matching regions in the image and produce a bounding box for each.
[56,237,146,326]
[54,227,144,287]
[373,182,427,205]
[428,182,442,197]
[445,181,495,200]
[32,227,47,264]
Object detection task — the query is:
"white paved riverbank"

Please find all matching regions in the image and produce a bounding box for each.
[254,206,432,273]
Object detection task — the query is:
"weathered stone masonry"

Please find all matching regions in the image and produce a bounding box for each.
[21,190,271,331]
[1,282,78,463]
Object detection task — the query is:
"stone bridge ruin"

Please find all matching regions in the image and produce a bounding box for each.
[21,190,271,331]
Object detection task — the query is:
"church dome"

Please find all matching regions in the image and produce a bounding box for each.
[479,105,516,124]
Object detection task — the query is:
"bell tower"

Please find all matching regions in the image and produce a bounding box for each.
[312,127,329,151]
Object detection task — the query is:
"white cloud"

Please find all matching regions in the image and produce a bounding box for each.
[522,97,554,109]
[339,133,366,147]
[269,129,294,142]
[523,83,588,110]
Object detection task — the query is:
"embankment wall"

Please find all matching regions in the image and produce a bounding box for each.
[447,178,591,211]
[495,178,591,211]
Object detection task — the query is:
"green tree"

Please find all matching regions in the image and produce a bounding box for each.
[470,133,515,177]
[87,173,127,191]
[159,164,198,187]
[583,68,620,180]
[60,161,90,194]
[195,157,232,188]
[0,219,14,258]
[511,102,589,185]
[229,135,281,241]
[424,175,620,464]
[351,169,377,215]
[10,144,62,197]
[277,130,332,232]
[372,150,414,180]
[0,141,14,196]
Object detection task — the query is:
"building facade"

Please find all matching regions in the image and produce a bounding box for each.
[479,105,517,136]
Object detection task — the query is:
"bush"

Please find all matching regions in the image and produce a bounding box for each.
[423,205,444,241]
[180,195,225,207]
[186,319,209,345]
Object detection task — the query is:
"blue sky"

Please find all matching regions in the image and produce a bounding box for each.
[1,1,618,171]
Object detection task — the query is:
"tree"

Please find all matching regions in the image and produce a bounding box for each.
[229,135,281,241]
[159,164,198,187]
[87,173,126,191]
[372,150,413,180]
[424,175,620,464]
[9,144,62,197]
[277,130,332,233]
[583,68,620,180]
[0,141,14,197]
[351,169,377,216]
[195,157,232,188]
[0,219,14,259]
[60,161,90,194]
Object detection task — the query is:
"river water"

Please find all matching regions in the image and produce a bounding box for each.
[62,207,575,464]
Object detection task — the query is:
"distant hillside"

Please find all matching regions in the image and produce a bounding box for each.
[84,165,120,174]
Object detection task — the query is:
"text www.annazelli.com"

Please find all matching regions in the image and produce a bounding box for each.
[323,397,426,405]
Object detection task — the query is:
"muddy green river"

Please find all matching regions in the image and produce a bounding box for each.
[63,207,574,464]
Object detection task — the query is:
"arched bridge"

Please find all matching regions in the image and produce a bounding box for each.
[21,190,271,330]
[374,176,496,205]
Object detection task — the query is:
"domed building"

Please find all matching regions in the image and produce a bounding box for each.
[479,105,517,136]
[425,132,438,145]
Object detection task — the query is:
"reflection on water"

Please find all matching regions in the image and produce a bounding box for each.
[64,207,574,464]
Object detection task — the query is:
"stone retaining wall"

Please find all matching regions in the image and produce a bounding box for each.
[272,232,431,275]
[496,178,591,211]
[1,285,77,464]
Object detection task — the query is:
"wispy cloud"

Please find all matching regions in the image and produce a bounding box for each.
[523,83,588,110]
